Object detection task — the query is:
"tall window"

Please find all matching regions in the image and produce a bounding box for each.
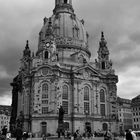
[42,83,49,106]
[42,107,48,114]
[64,0,67,3]
[102,62,105,69]
[84,86,90,114]
[84,102,89,114]
[62,101,68,114]
[62,85,69,114]
[45,51,49,59]
[84,86,89,101]
[62,85,68,100]
[100,104,105,116]
[100,89,105,102]
[42,84,48,93]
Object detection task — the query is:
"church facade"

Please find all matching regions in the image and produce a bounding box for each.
[10,0,118,136]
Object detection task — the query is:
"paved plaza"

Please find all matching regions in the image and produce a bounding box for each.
[25,137,140,140]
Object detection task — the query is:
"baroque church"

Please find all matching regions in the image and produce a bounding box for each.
[10,0,118,136]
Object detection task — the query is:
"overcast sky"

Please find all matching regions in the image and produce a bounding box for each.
[0,0,140,105]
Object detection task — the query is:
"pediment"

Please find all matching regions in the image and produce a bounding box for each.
[33,65,54,77]
[73,64,101,79]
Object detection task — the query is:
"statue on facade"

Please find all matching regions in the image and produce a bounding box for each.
[57,106,65,138]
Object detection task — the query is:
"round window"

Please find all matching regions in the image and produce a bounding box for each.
[42,68,48,76]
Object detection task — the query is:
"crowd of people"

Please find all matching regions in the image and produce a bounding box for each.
[70,129,138,140]
[0,126,138,140]
[0,125,29,140]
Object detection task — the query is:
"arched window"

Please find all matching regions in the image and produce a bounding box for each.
[84,86,90,114]
[62,85,68,100]
[42,84,48,93]
[102,123,108,131]
[62,85,69,114]
[64,0,67,4]
[41,122,47,135]
[102,62,105,69]
[84,86,89,101]
[45,51,49,59]
[100,89,105,102]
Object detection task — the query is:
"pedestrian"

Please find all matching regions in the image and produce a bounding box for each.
[1,126,7,140]
[129,129,137,140]
[125,129,133,140]
[15,127,23,140]
[2,126,7,136]
[104,130,112,140]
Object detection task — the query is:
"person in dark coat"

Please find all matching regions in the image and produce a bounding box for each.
[2,126,7,136]
[15,127,23,140]
[125,129,133,140]
[104,130,112,140]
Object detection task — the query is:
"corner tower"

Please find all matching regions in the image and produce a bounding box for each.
[97,32,112,71]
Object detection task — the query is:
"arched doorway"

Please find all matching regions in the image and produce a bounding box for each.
[85,122,91,133]
[41,122,47,136]
[102,123,108,131]
[63,122,69,130]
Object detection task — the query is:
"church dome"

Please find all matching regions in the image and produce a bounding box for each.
[38,0,90,56]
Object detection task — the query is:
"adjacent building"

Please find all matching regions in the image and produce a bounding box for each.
[10,0,118,136]
[0,105,11,131]
[117,97,132,133]
[131,95,140,130]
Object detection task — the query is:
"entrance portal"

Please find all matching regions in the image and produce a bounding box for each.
[85,122,91,133]
[102,123,108,131]
[41,122,47,136]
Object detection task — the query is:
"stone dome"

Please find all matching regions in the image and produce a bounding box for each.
[38,0,91,57]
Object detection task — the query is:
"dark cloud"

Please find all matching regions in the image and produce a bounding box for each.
[1,0,140,104]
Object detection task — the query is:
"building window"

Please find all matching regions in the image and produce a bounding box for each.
[100,89,105,102]
[64,0,68,4]
[42,100,48,104]
[62,101,68,114]
[62,85,68,100]
[133,113,135,116]
[100,104,105,116]
[137,124,139,129]
[84,102,89,114]
[42,94,48,99]
[84,86,89,101]
[42,107,48,114]
[102,62,105,69]
[42,84,48,93]
[44,51,49,59]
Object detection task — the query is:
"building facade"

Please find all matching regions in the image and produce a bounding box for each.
[131,95,140,130]
[0,105,11,131]
[117,97,132,133]
[10,0,118,136]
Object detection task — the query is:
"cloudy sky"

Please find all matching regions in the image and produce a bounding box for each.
[0,0,140,105]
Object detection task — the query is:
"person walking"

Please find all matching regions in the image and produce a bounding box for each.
[104,130,112,140]
[1,126,7,140]
[129,129,137,140]
[125,129,133,140]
